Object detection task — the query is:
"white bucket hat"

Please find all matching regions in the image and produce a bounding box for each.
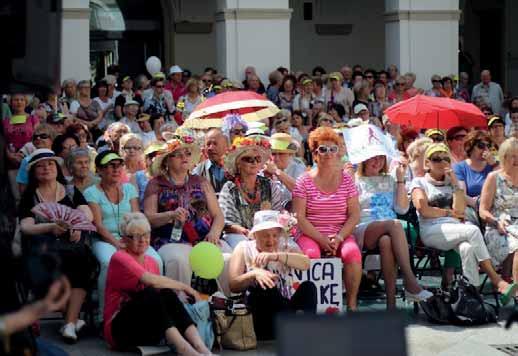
[250,210,284,235]
[169,65,183,75]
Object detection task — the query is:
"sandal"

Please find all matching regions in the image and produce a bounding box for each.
[499,282,518,306]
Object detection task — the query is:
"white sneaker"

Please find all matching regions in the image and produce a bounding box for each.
[75,319,86,333]
[405,289,434,302]
[61,323,77,343]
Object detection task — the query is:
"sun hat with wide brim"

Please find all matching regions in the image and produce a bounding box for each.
[270,133,298,154]
[150,135,201,176]
[224,136,271,176]
[250,210,284,235]
[27,149,63,171]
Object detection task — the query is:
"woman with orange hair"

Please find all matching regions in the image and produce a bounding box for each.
[292,127,362,311]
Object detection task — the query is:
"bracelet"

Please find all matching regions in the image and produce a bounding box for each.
[396,180,405,184]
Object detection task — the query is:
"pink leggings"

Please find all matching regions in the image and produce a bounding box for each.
[297,235,362,265]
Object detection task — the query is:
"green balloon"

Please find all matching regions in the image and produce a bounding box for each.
[189,242,224,280]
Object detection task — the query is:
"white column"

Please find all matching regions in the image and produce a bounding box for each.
[215,0,291,83]
[385,0,460,89]
[61,0,90,82]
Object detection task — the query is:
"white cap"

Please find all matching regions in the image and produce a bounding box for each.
[124,100,140,107]
[353,103,369,115]
[250,210,284,234]
[169,65,183,75]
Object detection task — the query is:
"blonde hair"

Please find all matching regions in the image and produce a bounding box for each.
[120,212,151,237]
[119,133,143,156]
[499,137,518,171]
[357,156,388,177]
[406,137,433,162]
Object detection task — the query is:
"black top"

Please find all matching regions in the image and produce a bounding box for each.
[18,186,87,219]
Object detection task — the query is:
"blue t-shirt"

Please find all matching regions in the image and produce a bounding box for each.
[83,183,138,240]
[453,160,493,197]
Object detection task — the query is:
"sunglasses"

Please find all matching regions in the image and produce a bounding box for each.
[202,79,212,83]
[241,155,262,164]
[365,75,374,79]
[432,80,441,84]
[430,156,451,163]
[231,129,246,135]
[475,141,491,150]
[170,150,192,158]
[275,118,289,126]
[106,162,124,169]
[155,85,164,89]
[430,135,445,142]
[124,145,142,151]
[395,83,406,86]
[33,133,50,140]
[316,145,339,155]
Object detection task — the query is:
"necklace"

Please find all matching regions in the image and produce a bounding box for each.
[236,177,261,205]
[101,183,121,237]
[36,183,60,203]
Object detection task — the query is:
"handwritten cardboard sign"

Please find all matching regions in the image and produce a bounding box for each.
[290,258,343,314]
[342,124,400,164]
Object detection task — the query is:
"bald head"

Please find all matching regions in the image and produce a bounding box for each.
[481,70,491,84]
[204,128,228,162]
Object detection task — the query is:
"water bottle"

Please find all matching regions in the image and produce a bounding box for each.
[170,220,183,242]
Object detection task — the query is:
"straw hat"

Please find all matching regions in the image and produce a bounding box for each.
[150,135,201,176]
[224,136,271,176]
[270,133,298,154]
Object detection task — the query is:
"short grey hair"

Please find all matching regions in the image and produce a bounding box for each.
[65,147,90,171]
[120,212,151,236]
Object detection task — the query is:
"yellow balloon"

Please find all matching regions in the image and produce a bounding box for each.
[189,242,224,279]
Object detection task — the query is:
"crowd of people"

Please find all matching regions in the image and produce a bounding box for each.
[1,62,518,355]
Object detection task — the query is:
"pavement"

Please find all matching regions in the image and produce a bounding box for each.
[39,276,518,356]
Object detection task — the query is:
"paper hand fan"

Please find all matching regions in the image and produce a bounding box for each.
[31,202,96,231]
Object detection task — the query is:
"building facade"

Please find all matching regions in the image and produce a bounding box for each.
[61,0,518,94]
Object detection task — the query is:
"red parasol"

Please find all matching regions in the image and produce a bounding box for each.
[184,91,279,129]
[384,95,487,130]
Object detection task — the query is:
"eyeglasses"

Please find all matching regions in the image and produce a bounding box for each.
[170,150,192,158]
[202,79,212,84]
[395,82,406,86]
[155,85,164,89]
[365,75,374,79]
[272,152,289,156]
[316,145,339,155]
[124,145,142,151]
[33,133,50,140]
[430,156,451,163]
[320,118,333,123]
[452,134,466,141]
[126,233,149,241]
[241,155,262,164]
[475,141,491,150]
[432,80,441,84]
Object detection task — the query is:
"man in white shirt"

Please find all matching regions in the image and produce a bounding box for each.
[472,70,504,115]
[120,100,141,133]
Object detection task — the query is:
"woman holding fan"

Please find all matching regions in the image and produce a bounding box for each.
[19,149,97,343]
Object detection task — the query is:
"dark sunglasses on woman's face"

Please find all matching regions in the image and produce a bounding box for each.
[33,133,50,140]
[430,156,451,163]
[475,141,491,150]
[231,129,246,135]
[241,156,262,164]
[316,145,339,155]
[275,118,289,126]
[430,135,445,143]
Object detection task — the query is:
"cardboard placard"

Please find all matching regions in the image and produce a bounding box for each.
[290,258,343,314]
